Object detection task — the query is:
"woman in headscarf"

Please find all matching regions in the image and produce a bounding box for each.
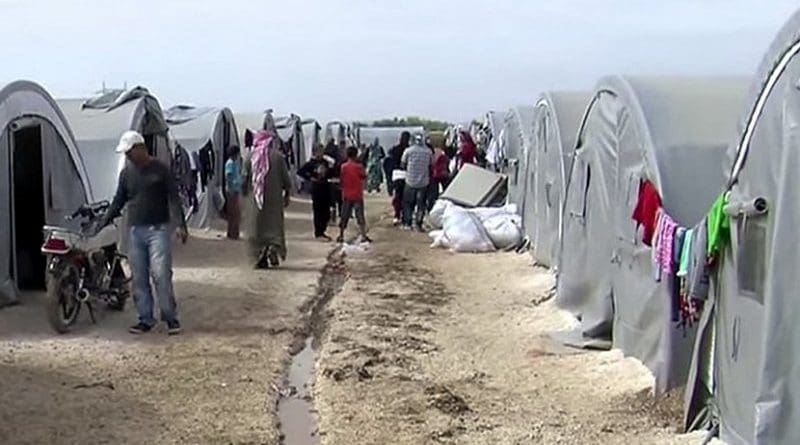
[242,130,292,268]
[457,130,477,170]
[390,131,411,225]
[366,138,385,193]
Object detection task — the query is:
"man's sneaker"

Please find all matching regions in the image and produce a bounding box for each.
[167,320,182,336]
[401,225,413,231]
[416,225,426,233]
[362,235,373,243]
[267,247,280,267]
[392,218,401,226]
[129,322,152,335]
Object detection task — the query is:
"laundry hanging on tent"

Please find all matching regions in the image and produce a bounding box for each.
[706,191,731,265]
[632,179,662,246]
[653,210,679,279]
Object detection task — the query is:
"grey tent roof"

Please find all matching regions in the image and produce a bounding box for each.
[524,91,590,268]
[234,111,266,145]
[357,126,424,150]
[0,81,92,305]
[557,75,748,394]
[684,9,800,445]
[57,90,170,202]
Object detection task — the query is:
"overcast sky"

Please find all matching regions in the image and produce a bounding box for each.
[1,0,798,122]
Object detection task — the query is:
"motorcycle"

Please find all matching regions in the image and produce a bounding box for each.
[41,201,130,333]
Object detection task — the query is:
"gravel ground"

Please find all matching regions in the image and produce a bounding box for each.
[0,198,331,445]
[314,197,714,445]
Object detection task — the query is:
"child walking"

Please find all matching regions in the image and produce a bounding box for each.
[338,146,372,244]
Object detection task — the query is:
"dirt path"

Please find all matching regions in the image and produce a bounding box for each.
[0,199,331,445]
[314,197,711,444]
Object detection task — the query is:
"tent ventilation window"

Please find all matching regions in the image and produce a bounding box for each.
[577,164,591,222]
[736,217,766,304]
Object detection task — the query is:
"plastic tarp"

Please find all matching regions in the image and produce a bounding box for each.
[440,164,507,208]
[683,9,800,444]
[166,106,239,229]
[0,81,92,306]
[525,91,590,269]
[557,76,748,395]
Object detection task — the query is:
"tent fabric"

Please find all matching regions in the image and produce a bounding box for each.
[0,81,93,306]
[57,88,171,252]
[524,91,590,269]
[684,9,800,444]
[357,126,424,152]
[166,106,239,229]
[557,76,748,394]
[501,106,536,216]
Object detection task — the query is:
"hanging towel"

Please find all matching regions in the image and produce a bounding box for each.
[632,179,662,246]
[657,212,679,275]
[670,228,686,323]
[651,208,665,282]
[688,218,711,301]
[677,229,694,277]
[706,191,731,262]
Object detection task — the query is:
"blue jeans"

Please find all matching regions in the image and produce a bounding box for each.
[129,225,177,326]
[402,185,427,227]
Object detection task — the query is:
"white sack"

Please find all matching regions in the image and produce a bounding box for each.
[438,205,494,253]
[428,199,452,229]
[482,213,523,249]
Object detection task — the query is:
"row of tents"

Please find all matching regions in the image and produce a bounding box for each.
[477,9,800,445]
[0,83,360,309]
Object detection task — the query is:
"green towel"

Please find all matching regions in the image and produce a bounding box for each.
[706,192,730,259]
[677,229,693,277]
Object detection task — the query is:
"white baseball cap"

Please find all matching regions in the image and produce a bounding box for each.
[115,130,145,153]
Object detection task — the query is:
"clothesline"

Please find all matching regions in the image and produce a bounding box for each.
[632,179,730,329]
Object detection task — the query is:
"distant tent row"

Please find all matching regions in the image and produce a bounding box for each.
[356,126,423,152]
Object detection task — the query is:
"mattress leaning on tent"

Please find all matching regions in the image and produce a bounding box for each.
[683,9,800,444]
[165,105,239,229]
[57,87,171,252]
[555,76,748,393]
[0,81,93,307]
[520,92,589,269]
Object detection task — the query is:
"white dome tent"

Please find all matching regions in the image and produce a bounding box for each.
[524,91,589,269]
[165,105,239,229]
[57,86,171,252]
[557,76,748,394]
[684,9,800,444]
[0,81,93,306]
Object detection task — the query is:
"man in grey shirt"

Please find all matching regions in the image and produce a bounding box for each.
[401,134,433,231]
[102,131,188,335]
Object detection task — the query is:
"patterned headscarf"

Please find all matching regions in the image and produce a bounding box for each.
[251,130,273,210]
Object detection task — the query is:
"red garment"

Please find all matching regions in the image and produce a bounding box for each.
[459,131,477,165]
[340,160,366,202]
[631,179,662,246]
[432,149,450,180]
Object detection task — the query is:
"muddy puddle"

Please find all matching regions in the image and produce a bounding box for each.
[277,337,320,445]
[277,249,347,445]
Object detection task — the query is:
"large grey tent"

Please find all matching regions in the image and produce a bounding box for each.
[323,121,356,147]
[57,87,171,251]
[0,81,93,306]
[165,105,239,229]
[357,126,424,152]
[557,76,748,393]
[501,106,536,214]
[523,91,589,268]
[684,10,800,444]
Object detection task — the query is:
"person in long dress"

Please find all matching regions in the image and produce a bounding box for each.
[242,130,292,268]
[366,138,385,193]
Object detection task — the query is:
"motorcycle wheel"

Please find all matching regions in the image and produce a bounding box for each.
[46,263,82,334]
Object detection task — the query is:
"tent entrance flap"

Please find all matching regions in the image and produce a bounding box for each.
[11,124,46,291]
